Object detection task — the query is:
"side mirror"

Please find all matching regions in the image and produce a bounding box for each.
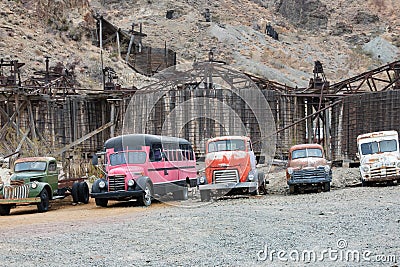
[92,154,98,166]
[356,152,360,159]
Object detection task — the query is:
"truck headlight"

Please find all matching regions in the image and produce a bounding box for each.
[199,176,205,184]
[360,165,370,173]
[31,181,38,189]
[99,180,106,189]
[396,162,400,169]
[324,165,330,172]
[248,174,255,181]
[127,179,135,187]
[287,168,294,175]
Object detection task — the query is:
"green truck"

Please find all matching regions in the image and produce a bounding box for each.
[0,156,89,215]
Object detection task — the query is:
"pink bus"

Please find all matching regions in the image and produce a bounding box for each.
[91,134,197,207]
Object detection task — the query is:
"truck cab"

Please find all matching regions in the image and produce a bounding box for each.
[198,136,266,201]
[286,144,332,194]
[357,130,400,186]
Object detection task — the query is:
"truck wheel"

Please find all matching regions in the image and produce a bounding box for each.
[71,182,80,203]
[78,182,90,204]
[37,189,50,213]
[173,186,188,200]
[289,185,295,194]
[0,205,11,216]
[138,181,153,206]
[95,198,108,207]
[200,190,211,202]
[323,182,331,192]
[258,172,267,195]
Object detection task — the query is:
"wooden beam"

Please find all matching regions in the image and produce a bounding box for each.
[54,121,114,155]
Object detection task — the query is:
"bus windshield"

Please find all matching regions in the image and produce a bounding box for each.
[109,151,147,166]
[360,139,397,155]
[208,139,246,152]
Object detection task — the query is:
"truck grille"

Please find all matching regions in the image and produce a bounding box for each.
[370,166,397,178]
[3,184,30,199]
[108,176,125,191]
[213,170,239,184]
[292,167,326,179]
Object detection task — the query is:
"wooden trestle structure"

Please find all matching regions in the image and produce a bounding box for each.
[1,53,400,176]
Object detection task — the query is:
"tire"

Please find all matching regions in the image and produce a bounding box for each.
[361,179,369,187]
[173,186,188,200]
[200,190,211,202]
[0,205,11,216]
[78,182,90,204]
[137,181,153,206]
[250,181,260,196]
[258,172,267,195]
[71,182,80,203]
[95,198,108,207]
[323,182,331,192]
[37,189,50,213]
[289,185,295,194]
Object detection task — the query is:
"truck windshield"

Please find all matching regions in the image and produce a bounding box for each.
[360,139,397,155]
[109,151,147,166]
[208,139,246,152]
[292,148,323,159]
[14,161,47,172]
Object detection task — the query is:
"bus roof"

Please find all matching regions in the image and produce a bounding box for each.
[357,130,398,142]
[104,134,191,151]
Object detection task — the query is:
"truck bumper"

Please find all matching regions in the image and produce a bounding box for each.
[199,182,258,191]
[0,197,41,205]
[288,177,331,185]
[91,190,143,199]
[363,175,400,182]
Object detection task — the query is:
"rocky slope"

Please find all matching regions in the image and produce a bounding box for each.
[0,0,399,89]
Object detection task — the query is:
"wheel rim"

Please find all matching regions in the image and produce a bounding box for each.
[144,185,151,205]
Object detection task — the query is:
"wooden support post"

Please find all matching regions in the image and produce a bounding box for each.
[15,94,19,138]
[324,103,331,160]
[306,100,313,143]
[110,101,115,137]
[27,99,37,140]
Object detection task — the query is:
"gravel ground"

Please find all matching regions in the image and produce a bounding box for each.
[0,167,399,266]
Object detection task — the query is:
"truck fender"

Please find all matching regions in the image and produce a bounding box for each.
[91,178,108,193]
[135,176,153,192]
[35,183,53,199]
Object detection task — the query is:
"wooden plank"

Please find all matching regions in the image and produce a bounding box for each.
[54,121,114,155]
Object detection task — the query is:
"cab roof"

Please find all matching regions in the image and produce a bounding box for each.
[289,143,324,152]
[14,157,56,163]
[206,136,250,143]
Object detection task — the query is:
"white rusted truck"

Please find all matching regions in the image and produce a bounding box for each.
[357,130,400,186]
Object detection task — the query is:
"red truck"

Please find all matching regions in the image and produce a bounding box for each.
[198,136,267,201]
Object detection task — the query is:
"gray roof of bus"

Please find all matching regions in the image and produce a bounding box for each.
[104,134,191,151]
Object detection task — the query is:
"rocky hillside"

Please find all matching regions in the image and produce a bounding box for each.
[0,0,399,89]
